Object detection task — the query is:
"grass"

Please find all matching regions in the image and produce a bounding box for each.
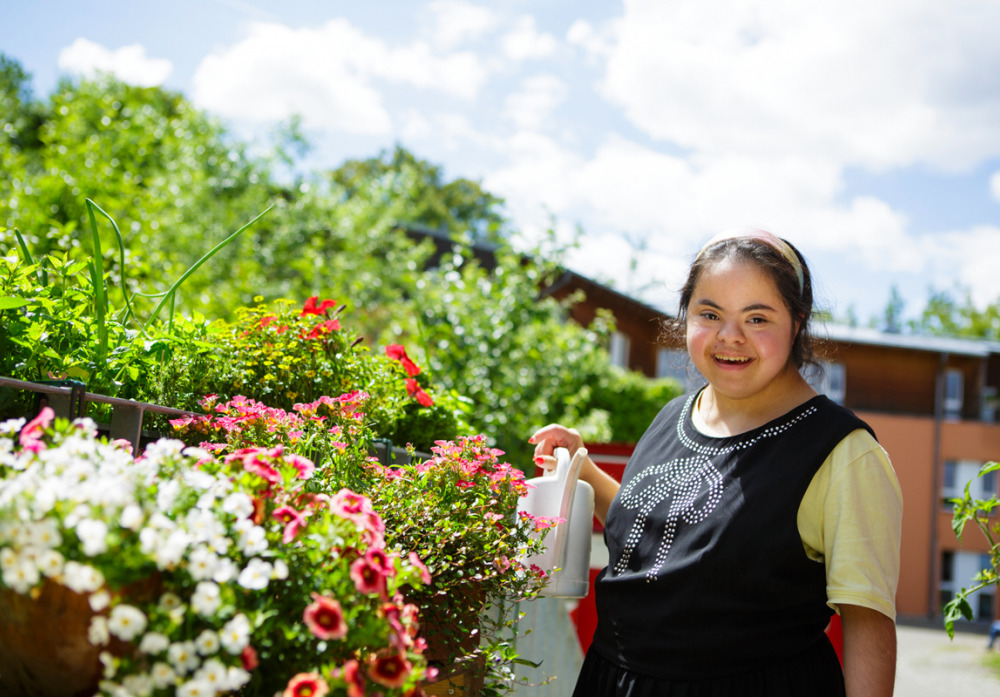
[984,649,1000,679]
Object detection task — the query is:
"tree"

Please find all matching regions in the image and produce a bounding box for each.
[909,288,1000,340]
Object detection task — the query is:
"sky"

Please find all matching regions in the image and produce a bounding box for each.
[4,0,1000,325]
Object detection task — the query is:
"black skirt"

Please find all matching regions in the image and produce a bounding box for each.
[572,637,845,697]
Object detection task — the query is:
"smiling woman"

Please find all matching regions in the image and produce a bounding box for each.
[530,228,903,697]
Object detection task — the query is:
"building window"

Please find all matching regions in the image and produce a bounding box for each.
[942,460,995,511]
[805,362,846,404]
[609,331,630,369]
[940,550,996,621]
[944,368,964,419]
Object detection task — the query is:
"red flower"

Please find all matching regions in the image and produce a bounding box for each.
[386,344,421,377]
[404,379,434,407]
[241,645,259,671]
[273,505,307,544]
[303,594,347,640]
[283,672,329,697]
[301,296,337,316]
[351,558,387,598]
[340,660,365,697]
[304,319,342,340]
[365,548,395,577]
[257,315,278,330]
[368,650,412,688]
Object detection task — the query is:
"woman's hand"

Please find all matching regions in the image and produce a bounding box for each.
[529,424,585,461]
[528,423,620,524]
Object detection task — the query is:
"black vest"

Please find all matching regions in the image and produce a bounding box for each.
[591,392,873,679]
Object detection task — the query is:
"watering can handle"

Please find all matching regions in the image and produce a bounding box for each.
[551,447,588,571]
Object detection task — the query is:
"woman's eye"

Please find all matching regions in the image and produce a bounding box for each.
[700,311,719,321]
[748,316,767,325]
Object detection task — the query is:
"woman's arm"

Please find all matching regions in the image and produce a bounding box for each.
[529,424,621,525]
[840,604,896,697]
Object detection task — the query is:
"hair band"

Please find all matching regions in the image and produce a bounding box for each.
[695,228,805,295]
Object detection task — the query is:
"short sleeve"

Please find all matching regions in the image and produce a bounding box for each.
[797,429,903,620]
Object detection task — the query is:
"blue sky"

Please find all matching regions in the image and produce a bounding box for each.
[4,0,1000,325]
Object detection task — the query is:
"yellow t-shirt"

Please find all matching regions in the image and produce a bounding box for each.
[797,428,903,620]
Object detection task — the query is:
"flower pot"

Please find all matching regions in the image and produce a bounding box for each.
[0,580,104,697]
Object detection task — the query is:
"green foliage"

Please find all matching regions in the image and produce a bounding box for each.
[943,461,1000,638]
[909,287,1000,340]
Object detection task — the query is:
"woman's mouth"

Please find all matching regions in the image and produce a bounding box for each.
[713,354,752,365]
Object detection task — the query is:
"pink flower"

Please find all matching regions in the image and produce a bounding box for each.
[331,489,373,517]
[283,672,329,697]
[340,660,365,697]
[273,505,307,544]
[367,650,412,688]
[301,296,337,316]
[286,453,315,480]
[365,548,395,577]
[406,552,431,585]
[19,406,53,452]
[303,594,347,640]
[350,558,387,598]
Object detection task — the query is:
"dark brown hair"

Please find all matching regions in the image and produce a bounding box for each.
[664,235,818,370]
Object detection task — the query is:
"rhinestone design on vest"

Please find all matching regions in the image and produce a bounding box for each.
[612,394,819,582]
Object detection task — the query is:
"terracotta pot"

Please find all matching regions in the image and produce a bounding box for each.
[0,580,105,697]
[0,575,160,697]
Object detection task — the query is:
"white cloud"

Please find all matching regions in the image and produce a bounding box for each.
[190,19,489,133]
[501,16,558,61]
[566,19,613,62]
[991,172,1000,201]
[427,0,499,50]
[503,74,568,130]
[598,0,1000,172]
[924,225,1000,305]
[58,38,172,87]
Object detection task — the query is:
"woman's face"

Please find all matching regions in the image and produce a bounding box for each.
[685,258,800,407]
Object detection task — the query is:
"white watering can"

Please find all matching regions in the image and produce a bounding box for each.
[518,447,595,598]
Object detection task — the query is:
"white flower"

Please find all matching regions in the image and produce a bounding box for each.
[188,545,219,581]
[139,631,171,655]
[177,677,213,697]
[150,662,177,689]
[237,558,272,591]
[27,518,62,548]
[37,548,65,577]
[219,613,251,654]
[225,666,251,691]
[108,604,148,641]
[89,590,111,612]
[183,467,215,491]
[195,629,220,656]
[212,557,238,584]
[88,616,110,646]
[120,503,144,530]
[0,417,26,434]
[194,657,227,689]
[159,591,183,611]
[237,524,267,555]
[2,556,39,593]
[122,672,155,697]
[99,650,116,678]
[167,640,201,674]
[155,529,192,569]
[62,560,105,593]
[0,547,17,571]
[272,558,289,580]
[222,492,254,519]
[76,518,109,556]
[191,581,221,617]
[186,508,223,544]
[156,479,181,512]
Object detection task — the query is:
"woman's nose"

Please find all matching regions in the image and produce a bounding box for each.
[717,318,745,342]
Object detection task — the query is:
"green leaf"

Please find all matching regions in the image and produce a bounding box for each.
[0,296,31,310]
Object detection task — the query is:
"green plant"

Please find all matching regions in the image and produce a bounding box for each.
[943,461,1000,638]
[0,409,431,697]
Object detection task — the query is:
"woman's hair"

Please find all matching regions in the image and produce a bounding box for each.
[664,233,819,370]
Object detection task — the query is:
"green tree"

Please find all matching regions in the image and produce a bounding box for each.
[909,287,1000,340]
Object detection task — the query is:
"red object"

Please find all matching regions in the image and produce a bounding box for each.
[824,614,844,667]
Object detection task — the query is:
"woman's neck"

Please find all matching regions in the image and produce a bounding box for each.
[694,370,818,437]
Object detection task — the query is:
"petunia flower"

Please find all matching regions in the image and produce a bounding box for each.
[303,593,347,640]
[385,344,421,377]
[273,505,307,544]
[18,406,53,452]
[404,379,434,407]
[283,672,329,697]
[301,296,337,316]
[367,650,412,688]
[350,558,387,598]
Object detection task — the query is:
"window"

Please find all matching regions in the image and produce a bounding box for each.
[942,460,991,511]
[609,332,630,369]
[940,551,996,620]
[805,362,846,404]
[944,368,964,419]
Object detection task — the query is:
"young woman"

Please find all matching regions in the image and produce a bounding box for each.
[530,229,902,697]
